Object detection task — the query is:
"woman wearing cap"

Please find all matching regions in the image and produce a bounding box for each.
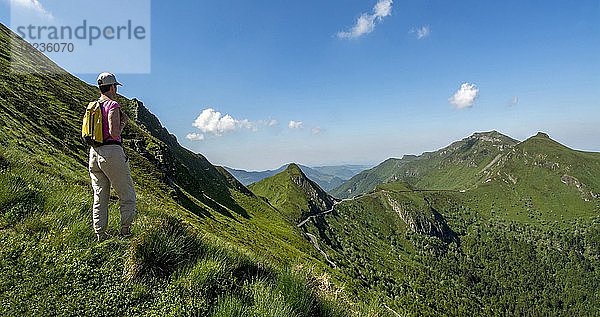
[88,72,137,242]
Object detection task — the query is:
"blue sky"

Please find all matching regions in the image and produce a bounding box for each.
[1,0,599,170]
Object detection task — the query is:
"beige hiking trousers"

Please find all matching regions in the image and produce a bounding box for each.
[89,145,136,234]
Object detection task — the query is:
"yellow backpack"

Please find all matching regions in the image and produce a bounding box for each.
[81,101,104,146]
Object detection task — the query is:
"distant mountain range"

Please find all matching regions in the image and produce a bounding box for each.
[224,164,370,191]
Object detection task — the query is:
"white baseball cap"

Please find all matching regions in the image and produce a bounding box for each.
[97,72,122,87]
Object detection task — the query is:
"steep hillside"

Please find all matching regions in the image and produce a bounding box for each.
[305,181,599,315]
[332,131,518,198]
[249,164,336,223]
[300,166,347,192]
[0,23,391,316]
[463,132,600,223]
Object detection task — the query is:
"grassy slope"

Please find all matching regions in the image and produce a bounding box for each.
[249,164,335,224]
[463,133,600,224]
[0,24,392,316]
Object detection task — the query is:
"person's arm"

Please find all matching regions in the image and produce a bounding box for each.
[120,109,129,131]
[107,108,121,139]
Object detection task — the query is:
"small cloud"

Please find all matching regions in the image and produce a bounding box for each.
[10,0,54,20]
[449,83,479,109]
[410,25,430,39]
[311,127,322,135]
[185,133,205,141]
[288,120,304,129]
[509,96,519,107]
[192,108,256,137]
[267,119,278,127]
[337,0,393,39]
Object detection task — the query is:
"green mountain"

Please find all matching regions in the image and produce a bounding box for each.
[0,23,388,316]
[249,164,336,223]
[253,132,599,315]
[225,164,367,191]
[304,183,598,315]
[331,131,519,198]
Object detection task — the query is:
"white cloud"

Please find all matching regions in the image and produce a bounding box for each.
[191,108,258,136]
[185,133,205,141]
[413,25,430,39]
[10,0,54,20]
[311,127,322,135]
[337,0,393,39]
[288,120,304,129]
[509,96,519,107]
[189,108,283,139]
[449,83,479,109]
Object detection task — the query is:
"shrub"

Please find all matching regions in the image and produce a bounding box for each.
[124,216,205,281]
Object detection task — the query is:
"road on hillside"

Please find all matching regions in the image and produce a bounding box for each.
[296,188,462,268]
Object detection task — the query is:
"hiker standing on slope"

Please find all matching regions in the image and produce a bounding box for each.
[88,72,136,242]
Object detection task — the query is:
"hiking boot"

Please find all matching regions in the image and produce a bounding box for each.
[96,232,109,242]
[120,227,131,239]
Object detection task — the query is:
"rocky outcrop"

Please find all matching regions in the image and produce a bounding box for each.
[561,174,597,201]
[385,194,455,242]
[131,99,179,148]
[288,164,336,214]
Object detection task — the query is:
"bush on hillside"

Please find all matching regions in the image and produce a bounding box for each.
[124,216,205,281]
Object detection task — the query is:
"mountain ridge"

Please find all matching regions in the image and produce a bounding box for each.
[332,131,524,198]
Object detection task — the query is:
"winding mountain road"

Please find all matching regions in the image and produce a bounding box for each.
[296,188,461,268]
[296,198,355,268]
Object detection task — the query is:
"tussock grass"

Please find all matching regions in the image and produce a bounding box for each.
[125,216,204,281]
[0,172,44,227]
[210,294,248,317]
[246,280,297,317]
